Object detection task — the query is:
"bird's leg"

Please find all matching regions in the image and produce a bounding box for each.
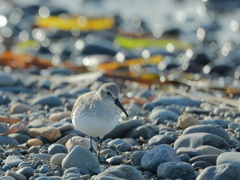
[97,137,103,159]
[89,137,96,152]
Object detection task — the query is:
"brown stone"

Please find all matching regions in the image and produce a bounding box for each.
[27,138,43,147]
[28,127,61,142]
[49,112,71,122]
[178,114,201,129]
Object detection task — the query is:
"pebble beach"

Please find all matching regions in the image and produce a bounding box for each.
[0,0,240,180]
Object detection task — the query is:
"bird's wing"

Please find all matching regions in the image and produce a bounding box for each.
[71,91,97,116]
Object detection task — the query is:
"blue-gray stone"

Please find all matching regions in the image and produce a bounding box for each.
[176,147,204,157]
[130,151,146,166]
[124,125,158,139]
[94,165,144,180]
[62,145,99,172]
[217,152,240,166]
[31,94,62,107]
[157,162,195,180]
[106,155,124,165]
[190,155,218,165]
[141,145,180,172]
[0,136,18,146]
[174,133,228,149]
[64,167,81,174]
[0,92,11,105]
[202,119,229,128]
[107,138,131,152]
[183,125,230,142]
[149,108,179,121]
[0,124,9,134]
[148,135,175,146]
[8,133,31,144]
[5,156,23,167]
[16,167,34,179]
[0,72,15,86]
[62,173,81,180]
[5,170,27,180]
[106,119,143,139]
[153,97,202,107]
[39,165,50,173]
[48,144,68,155]
[196,163,240,180]
[192,161,212,169]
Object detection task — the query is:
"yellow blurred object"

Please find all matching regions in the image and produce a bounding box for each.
[115,35,192,50]
[97,54,163,71]
[35,15,115,31]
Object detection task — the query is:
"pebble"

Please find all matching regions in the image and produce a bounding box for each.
[65,136,97,152]
[30,153,51,161]
[157,162,195,180]
[202,119,229,128]
[0,92,11,105]
[148,135,175,146]
[5,170,27,180]
[106,119,143,138]
[141,144,180,172]
[49,112,71,122]
[28,146,40,154]
[124,125,158,139]
[48,144,68,155]
[64,167,81,174]
[62,173,81,180]
[0,72,15,86]
[0,136,19,146]
[28,119,47,128]
[196,163,240,180]
[174,133,229,149]
[16,166,34,179]
[39,165,51,173]
[196,145,224,155]
[10,102,31,114]
[190,155,218,165]
[27,138,44,147]
[57,123,74,132]
[130,151,146,166]
[0,124,9,134]
[177,114,201,129]
[217,152,240,166]
[50,153,67,165]
[149,108,179,122]
[94,165,144,180]
[8,133,31,144]
[107,138,132,152]
[9,123,28,134]
[179,153,190,162]
[5,156,23,167]
[106,155,124,165]
[192,161,212,169]
[31,94,62,107]
[176,147,204,157]
[182,125,230,142]
[28,127,61,142]
[0,177,15,180]
[153,97,202,107]
[61,145,100,172]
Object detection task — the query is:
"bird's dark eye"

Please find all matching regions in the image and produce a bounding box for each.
[107,92,111,96]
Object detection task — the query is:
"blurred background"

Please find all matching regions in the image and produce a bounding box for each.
[0,0,240,82]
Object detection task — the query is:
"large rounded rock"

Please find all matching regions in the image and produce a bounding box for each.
[157,162,195,180]
[174,133,228,149]
[196,163,240,180]
[141,145,180,172]
[62,145,99,172]
[0,136,19,146]
[94,165,144,180]
[28,127,61,142]
[5,156,23,167]
[217,152,240,166]
[182,125,230,142]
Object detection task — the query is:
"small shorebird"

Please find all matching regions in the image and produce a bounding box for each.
[72,82,129,157]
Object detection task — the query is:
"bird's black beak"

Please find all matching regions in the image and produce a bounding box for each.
[115,98,129,117]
